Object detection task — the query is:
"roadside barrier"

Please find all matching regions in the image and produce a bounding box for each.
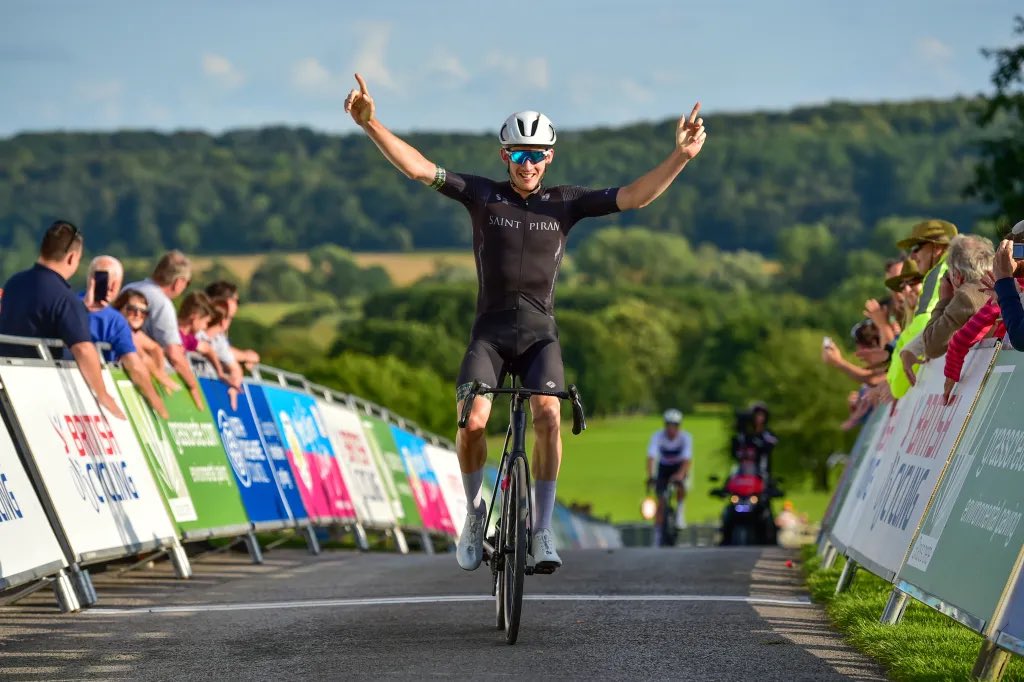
[0,339,620,613]
[818,339,1024,679]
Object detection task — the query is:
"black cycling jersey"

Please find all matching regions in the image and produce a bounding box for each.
[436,170,620,317]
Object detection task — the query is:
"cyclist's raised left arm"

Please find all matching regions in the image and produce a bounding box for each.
[345,74,438,184]
[616,103,706,211]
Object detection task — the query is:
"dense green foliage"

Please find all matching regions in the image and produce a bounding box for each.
[968,15,1024,226]
[0,98,990,258]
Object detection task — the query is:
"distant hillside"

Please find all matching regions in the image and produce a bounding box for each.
[0,97,989,257]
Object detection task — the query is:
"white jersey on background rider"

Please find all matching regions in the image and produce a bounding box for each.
[647,429,693,466]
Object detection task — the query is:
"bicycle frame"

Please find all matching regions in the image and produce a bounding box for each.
[483,390,534,563]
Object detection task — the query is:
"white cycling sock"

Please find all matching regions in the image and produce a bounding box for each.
[462,468,485,516]
[534,479,557,530]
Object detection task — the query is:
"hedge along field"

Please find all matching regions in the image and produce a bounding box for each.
[124,250,476,288]
[487,410,835,525]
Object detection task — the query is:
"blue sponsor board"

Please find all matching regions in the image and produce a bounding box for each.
[200,378,294,525]
[244,384,309,523]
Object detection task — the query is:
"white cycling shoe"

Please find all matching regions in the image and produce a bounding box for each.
[531,528,562,571]
[457,508,486,571]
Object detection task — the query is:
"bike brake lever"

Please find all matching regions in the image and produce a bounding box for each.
[458,381,481,429]
[569,384,587,435]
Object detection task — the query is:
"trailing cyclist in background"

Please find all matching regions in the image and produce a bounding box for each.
[344,73,707,573]
[646,408,693,547]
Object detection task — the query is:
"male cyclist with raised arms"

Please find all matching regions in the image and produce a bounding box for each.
[646,409,693,546]
[344,73,707,573]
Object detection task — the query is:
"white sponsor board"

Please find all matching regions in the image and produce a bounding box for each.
[843,347,995,579]
[0,365,178,563]
[829,399,906,553]
[0,415,67,588]
[317,400,396,528]
[424,444,467,540]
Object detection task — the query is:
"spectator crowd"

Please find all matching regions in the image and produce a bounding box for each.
[821,216,1024,429]
[0,220,259,419]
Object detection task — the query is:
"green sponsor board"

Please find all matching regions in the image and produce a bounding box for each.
[898,349,1024,633]
[361,414,423,529]
[113,370,249,536]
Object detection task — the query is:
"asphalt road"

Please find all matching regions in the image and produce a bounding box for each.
[0,545,885,681]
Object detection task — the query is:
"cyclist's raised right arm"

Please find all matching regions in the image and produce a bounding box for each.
[345,73,437,185]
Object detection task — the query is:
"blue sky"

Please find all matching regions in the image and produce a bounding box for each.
[1,0,1019,136]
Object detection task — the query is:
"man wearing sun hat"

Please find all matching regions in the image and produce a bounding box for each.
[886,219,958,399]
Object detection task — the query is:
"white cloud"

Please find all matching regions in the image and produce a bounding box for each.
[292,57,335,95]
[425,49,470,88]
[916,36,953,65]
[482,53,550,90]
[350,22,396,90]
[202,53,245,88]
[73,80,124,124]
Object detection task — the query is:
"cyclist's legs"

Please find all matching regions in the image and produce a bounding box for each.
[455,337,503,513]
[518,336,565,532]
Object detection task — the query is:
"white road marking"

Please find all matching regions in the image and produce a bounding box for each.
[88,593,812,615]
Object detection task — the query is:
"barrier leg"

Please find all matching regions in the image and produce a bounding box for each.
[69,565,97,607]
[354,524,370,552]
[420,529,435,555]
[817,536,833,559]
[880,587,910,625]
[168,540,193,579]
[835,559,857,594]
[304,525,321,555]
[821,544,839,570]
[972,640,1011,682]
[393,526,410,555]
[54,569,82,613]
[243,531,264,565]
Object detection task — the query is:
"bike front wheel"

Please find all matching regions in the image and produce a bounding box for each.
[502,455,528,645]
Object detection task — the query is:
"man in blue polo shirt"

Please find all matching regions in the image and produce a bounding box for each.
[0,220,125,419]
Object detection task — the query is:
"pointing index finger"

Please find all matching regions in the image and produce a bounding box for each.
[688,102,701,126]
[355,73,369,95]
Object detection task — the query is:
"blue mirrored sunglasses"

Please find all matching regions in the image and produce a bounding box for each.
[506,149,550,165]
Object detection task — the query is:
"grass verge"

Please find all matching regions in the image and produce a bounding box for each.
[801,545,1024,681]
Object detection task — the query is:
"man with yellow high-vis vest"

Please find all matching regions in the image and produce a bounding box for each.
[885,219,958,399]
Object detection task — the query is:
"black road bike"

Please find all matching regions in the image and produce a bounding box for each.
[458,379,586,645]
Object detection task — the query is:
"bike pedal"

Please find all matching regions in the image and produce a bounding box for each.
[532,563,559,575]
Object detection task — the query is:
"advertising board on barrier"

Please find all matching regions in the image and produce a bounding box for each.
[317,400,396,528]
[0,414,67,589]
[361,415,423,529]
[898,347,1024,633]
[390,426,450,534]
[424,443,463,537]
[829,399,903,553]
[243,384,308,523]
[201,378,295,527]
[250,384,355,523]
[995,567,1024,655]
[819,407,884,536]
[115,371,249,538]
[0,364,179,562]
[843,347,996,579]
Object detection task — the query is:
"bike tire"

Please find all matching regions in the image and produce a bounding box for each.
[503,456,528,645]
[733,524,750,546]
[494,561,505,630]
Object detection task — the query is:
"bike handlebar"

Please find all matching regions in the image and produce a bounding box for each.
[457,381,587,435]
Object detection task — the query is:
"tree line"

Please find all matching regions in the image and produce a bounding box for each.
[0,97,991,258]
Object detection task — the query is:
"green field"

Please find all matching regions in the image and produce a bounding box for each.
[488,411,834,525]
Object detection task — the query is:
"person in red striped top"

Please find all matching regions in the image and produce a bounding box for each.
[943,222,1024,404]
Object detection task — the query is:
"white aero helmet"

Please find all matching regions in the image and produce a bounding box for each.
[663,409,683,425]
[499,111,557,147]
